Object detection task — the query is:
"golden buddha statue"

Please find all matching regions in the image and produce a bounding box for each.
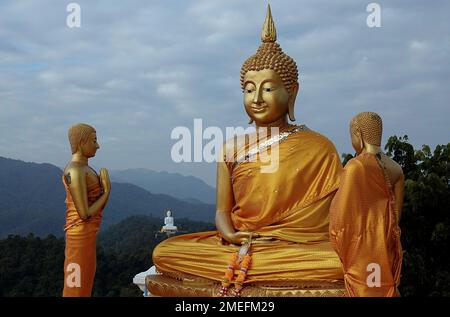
[148,5,346,297]
[330,112,404,296]
[62,123,111,297]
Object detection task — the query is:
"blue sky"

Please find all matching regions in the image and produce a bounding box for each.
[0,0,449,186]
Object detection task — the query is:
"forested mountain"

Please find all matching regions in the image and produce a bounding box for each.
[0,215,215,297]
[0,157,215,238]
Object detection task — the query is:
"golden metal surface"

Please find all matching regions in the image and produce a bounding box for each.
[146,274,347,297]
[261,4,277,43]
[62,123,111,297]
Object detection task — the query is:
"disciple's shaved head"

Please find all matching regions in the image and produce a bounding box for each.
[350,112,383,146]
[68,123,96,154]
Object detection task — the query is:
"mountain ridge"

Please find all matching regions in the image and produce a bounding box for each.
[110,168,216,204]
[0,156,215,238]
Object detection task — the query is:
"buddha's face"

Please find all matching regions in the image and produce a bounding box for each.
[80,132,100,158]
[243,69,293,124]
[350,122,363,154]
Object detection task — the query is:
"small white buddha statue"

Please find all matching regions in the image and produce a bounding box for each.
[161,210,177,233]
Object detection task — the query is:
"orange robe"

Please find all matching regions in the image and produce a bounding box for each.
[153,126,344,284]
[62,176,103,297]
[329,153,402,297]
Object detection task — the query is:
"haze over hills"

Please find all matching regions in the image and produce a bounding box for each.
[0,156,215,238]
[110,168,216,204]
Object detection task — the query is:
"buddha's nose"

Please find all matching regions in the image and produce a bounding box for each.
[253,87,263,104]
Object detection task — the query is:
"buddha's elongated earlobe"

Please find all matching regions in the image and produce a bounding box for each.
[288,106,295,122]
[359,132,364,150]
[248,118,254,124]
[288,83,299,122]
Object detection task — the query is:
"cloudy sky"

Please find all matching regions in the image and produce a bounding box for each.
[1,0,449,186]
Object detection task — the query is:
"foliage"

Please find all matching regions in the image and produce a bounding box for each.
[0,234,64,296]
[0,216,214,297]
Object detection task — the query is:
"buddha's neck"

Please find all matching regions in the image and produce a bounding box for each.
[71,152,88,165]
[361,143,382,155]
[255,116,290,130]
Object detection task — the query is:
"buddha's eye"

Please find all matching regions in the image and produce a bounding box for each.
[263,87,276,92]
[245,89,254,94]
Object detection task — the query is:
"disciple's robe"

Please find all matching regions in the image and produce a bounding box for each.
[153,125,344,284]
[329,153,402,296]
[62,175,103,297]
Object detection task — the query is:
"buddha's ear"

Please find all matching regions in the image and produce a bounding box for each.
[77,141,83,154]
[248,118,254,124]
[288,83,299,122]
[359,133,364,151]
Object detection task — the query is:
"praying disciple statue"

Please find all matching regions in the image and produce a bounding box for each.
[62,123,111,297]
[330,112,404,297]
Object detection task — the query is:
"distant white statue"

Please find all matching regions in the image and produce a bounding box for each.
[161,210,177,233]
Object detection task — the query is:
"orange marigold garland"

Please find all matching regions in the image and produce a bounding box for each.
[218,235,253,297]
[218,253,238,296]
[233,254,252,297]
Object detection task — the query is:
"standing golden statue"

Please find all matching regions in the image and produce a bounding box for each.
[330,112,404,296]
[149,5,345,297]
[62,123,111,297]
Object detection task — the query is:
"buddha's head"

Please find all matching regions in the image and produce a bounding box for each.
[350,112,383,154]
[241,5,299,125]
[68,123,99,158]
[166,210,172,217]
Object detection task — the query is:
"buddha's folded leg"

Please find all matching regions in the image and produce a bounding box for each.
[152,231,343,284]
[152,231,235,282]
[248,239,344,282]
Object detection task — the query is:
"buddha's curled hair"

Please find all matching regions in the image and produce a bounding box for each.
[240,43,298,93]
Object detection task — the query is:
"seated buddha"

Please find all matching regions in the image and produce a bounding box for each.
[149,5,345,297]
[161,210,178,233]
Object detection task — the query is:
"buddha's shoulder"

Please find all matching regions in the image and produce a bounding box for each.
[291,125,338,152]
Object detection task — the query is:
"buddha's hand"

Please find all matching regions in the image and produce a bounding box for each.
[99,168,111,194]
[227,231,260,245]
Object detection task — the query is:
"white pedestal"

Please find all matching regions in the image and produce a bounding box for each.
[133,266,159,297]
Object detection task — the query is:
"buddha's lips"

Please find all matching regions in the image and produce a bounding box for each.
[251,105,268,112]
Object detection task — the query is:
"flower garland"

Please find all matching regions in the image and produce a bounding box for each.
[218,236,253,297]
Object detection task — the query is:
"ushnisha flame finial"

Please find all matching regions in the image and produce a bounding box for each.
[261,4,277,43]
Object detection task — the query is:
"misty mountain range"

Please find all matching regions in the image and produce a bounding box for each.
[0,156,215,238]
[109,168,215,204]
